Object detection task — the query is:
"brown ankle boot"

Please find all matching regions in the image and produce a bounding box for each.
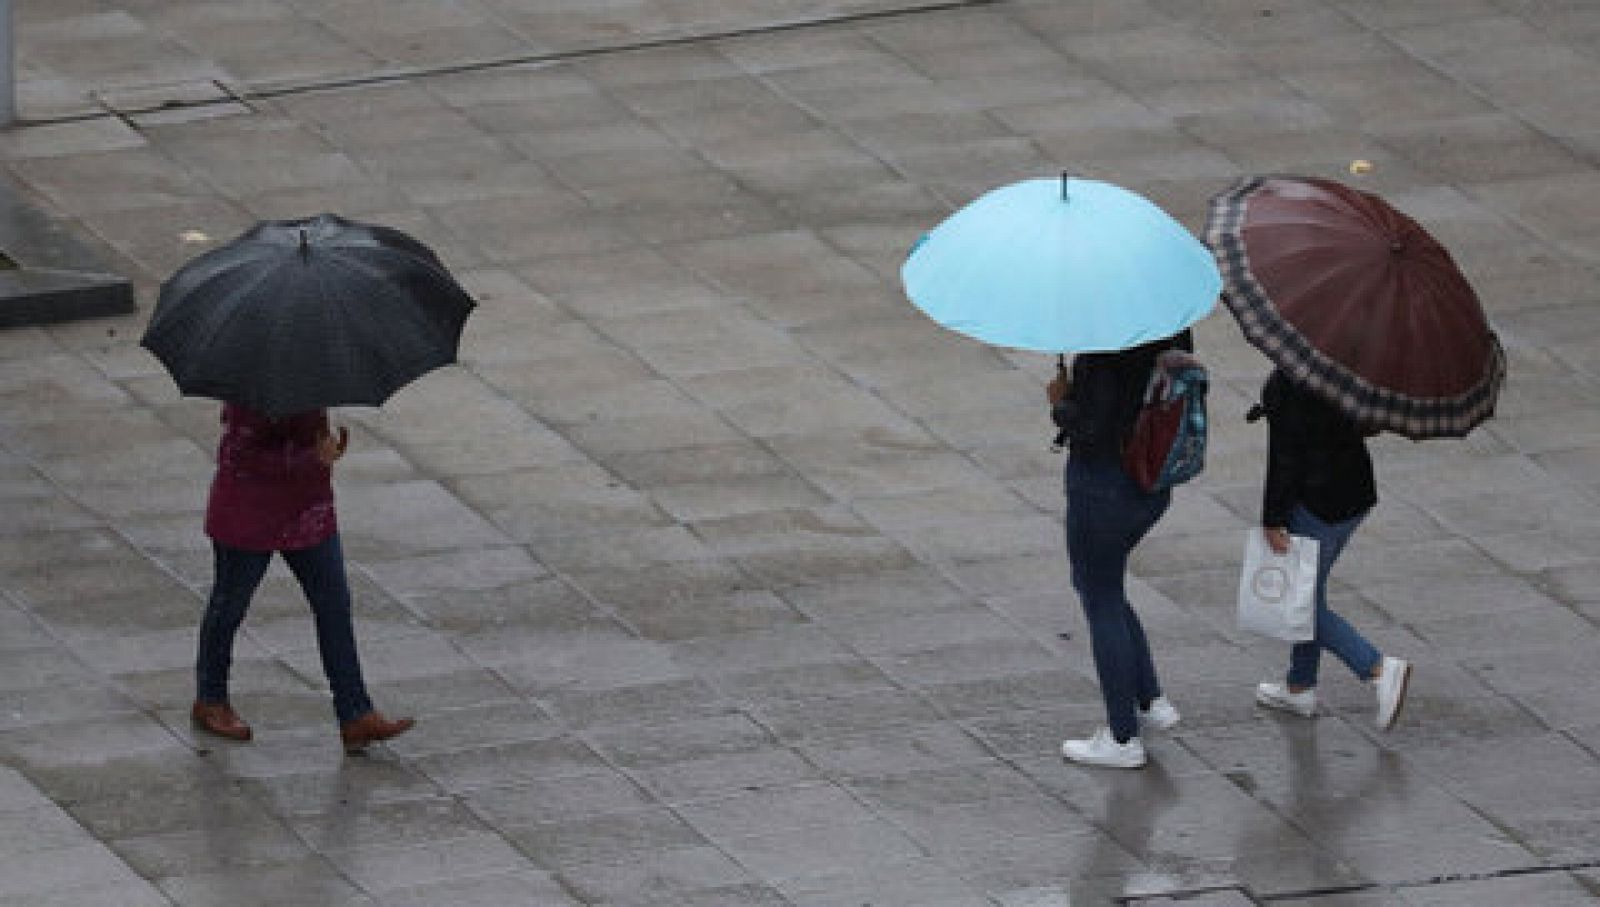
[340,711,415,754]
[191,701,253,742]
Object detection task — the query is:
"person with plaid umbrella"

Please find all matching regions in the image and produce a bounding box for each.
[1247,372,1410,729]
[1205,175,1508,730]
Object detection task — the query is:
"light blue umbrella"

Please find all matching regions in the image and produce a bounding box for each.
[902,177,1221,352]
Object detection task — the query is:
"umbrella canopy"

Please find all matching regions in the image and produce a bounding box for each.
[142,214,475,418]
[1205,176,1505,439]
[901,177,1220,353]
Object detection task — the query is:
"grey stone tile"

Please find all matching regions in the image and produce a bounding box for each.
[751,687,945,744]
[413,736,612,793]
[719,816,930,881]
[280,633,480,686]
[109,819,316,879]
[919,668,1099,720]
[376,868,580,907]
[1358,573,1571,623]
[405,576,602,636]
[0,713,191,772]
[1,879,173,907]
[692,506,920,586]
[452,465,672,542]
[335,479,512,560]
[612,589,809,642]
[0,842,159,902]
[517,247,725,319]
[0,803,96,856]
[1396,872,1600,906]
[796,721,996,780]
[874,636,1063,688]
[944,550,1077,598]
[697,129,899,195]
[291,796,490,854]
[560,557,753,612]
[778,857,993,906]
[154,857,366,907]
[628,746,821,803]
[502,806,707,868]
[361,547,550,600]
[462,770,655,828]
[321,830,531,894]
[716,658,904,707]
[233,762,439,818]
[554,845,758,904]
[1330,828,1537,886]
[67,777,268,839]
[674,780,869,839]
[945,827,1147,894]
[0,117,146,159]
[537,675,738,731]
[582,713,777,771]
[1059,22,1255,89]
[380,701,557,759]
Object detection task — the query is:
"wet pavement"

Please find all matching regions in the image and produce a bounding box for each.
[2,1,1599,904]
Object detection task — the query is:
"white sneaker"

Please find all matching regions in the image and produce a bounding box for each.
[1141,696,1181,731]
[1061,728,1146,769]
[1256,681,1317,718]
[1373,656,1412,731]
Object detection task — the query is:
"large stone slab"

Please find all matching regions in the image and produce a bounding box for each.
[0,175,133,326]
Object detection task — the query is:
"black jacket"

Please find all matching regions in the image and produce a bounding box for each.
[1051,331,1192,465]
[1258,371,1377,526]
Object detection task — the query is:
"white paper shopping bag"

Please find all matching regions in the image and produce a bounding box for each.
[1236,530,1319,642]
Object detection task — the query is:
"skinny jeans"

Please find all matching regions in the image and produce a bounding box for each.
[196,533,373,723]
[1065,458,1170,742]
[1284,504,1381,689]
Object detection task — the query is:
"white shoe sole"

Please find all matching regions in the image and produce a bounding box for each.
[1061,742,1146,769]
[1255,686,1316,718]
[1376,661,1412,731]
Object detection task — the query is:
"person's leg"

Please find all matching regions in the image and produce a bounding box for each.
[1125,604,1161,710]
[196,542,273,704]
[1066,461,1170,743]
[281,534,373,724]
[1284,506,1380,690]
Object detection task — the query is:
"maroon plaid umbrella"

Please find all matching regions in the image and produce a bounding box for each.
[1205,175,1505,439]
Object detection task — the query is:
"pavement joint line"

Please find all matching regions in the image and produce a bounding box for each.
[16,0,1006,128]
[1251,857,1600,902]
[1110,883,1250,904]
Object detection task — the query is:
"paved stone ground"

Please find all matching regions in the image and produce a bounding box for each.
[2,1,1599,904]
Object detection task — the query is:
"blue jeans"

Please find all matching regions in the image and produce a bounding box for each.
[196,533,373,723]
[1065,458,1171,742]
[1284,505,1381,689]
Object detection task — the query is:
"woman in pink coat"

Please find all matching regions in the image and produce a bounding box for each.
[192,403,413,754]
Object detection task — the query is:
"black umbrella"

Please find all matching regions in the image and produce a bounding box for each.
[141,214,475,418]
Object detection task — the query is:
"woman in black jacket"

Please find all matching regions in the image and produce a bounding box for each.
[1253,369,1411,730]
[1047,330,1190,769]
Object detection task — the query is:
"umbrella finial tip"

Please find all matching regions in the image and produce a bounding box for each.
[298,230,310,261]
[1061,172,1070,201]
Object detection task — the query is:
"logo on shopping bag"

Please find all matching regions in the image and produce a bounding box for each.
[1251,565,1290,603]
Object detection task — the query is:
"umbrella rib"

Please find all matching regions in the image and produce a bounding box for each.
[325,250,464,352]
[167,263,286,381]
[323,254,453,400]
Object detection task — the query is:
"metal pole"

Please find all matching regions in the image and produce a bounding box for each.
[0,0,13,127]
